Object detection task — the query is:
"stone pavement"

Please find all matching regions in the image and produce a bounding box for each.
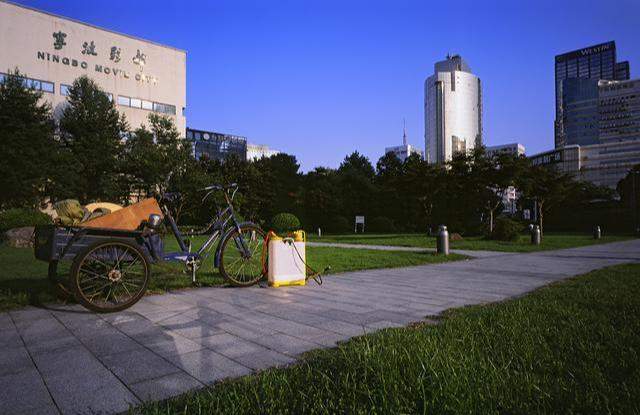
[1,239,639,414]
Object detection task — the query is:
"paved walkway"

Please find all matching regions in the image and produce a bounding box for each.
[307,241,513,258]
[1,239,639,414]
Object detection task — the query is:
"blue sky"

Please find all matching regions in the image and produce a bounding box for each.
[15,0,640,171]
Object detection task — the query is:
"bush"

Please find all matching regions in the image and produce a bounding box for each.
[0,208,52,233]
[270,213,301,233]
[325,215,350,234]
[368,216,396,233]
[491,217,523,241]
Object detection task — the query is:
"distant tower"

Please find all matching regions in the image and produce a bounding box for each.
[402,118,408,146]
[424,54,482,164]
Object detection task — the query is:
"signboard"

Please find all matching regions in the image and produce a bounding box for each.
[36,30,159,85]
[355,216,365,233]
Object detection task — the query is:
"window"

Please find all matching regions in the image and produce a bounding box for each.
[186,130,194,139]
[60,84,71,96]
[130,98,142,108]
[153,102,176,115]
[106,93,113,102]
[142,100,153,110]
[26,79,41,90]
[41,81,54,93]
[117,95,130,106]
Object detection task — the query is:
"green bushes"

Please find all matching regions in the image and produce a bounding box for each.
[368,216,396,233]
[325,215,350,234]
[490,217,523,241]
[0,208,51,233]
[270,213,301,233]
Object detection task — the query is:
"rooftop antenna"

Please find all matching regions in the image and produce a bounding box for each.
[402,118,407,146]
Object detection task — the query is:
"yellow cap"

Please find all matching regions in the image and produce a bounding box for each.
[292,230,306,242]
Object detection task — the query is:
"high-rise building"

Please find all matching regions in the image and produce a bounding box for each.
[531,78,640,188]
[555,41,630,148]
[385,119,423,162]
[424,54,482,164]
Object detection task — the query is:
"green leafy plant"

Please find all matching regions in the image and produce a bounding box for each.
[490,217,523,241]
[270,213,301,233]
[368,216,396,233]
[0,208,51,233]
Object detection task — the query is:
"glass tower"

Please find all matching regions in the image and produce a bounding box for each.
[554,41,630,148]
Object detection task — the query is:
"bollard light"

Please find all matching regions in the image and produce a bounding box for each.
[531,225,541,245]
[437,225,449,255]
[593,225,601,240]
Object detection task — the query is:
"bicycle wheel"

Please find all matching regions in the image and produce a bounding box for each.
[219,224,266,287]
[70,239,150,313]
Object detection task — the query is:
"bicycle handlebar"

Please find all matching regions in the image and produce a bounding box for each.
[200,183,238,192]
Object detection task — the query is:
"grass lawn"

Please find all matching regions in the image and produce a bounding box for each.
[309,232,634,252]
[136,263,640,414]
[0,236,465,311]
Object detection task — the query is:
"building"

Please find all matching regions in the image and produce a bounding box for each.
[186,128,247,161]
[530,140,640,189]
[485,143,526,214]
[424,54,482,164]
[537,78,640,188]
[485,143,526,157]
[0,1,187,133]
[385,120,424,162]
[555,41,630,148]
[246,143,281,161]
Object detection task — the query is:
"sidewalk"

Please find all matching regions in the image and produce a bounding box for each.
[1,239,638,414]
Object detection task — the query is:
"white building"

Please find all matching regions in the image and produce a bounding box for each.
[246,143,280,161]
[424,54,482,164]
[485,143,526,157]
[0,1,187,133]
[485,143,525,214]
[385,121,423,162]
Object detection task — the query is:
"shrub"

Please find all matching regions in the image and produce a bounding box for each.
[491,217,523,241]
[270,213,301,233]
[368,216,396,233]
[325,215,350,234]
[0,208,52,233]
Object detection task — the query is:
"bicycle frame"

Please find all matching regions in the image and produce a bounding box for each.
[157,186,252,282]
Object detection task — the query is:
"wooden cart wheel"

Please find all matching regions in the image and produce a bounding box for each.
[70,239,150,313]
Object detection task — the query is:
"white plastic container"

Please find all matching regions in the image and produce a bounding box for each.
[268,237,306,287]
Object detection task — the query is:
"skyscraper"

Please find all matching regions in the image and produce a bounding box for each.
[554,41,631,148]
[424,54,482,164]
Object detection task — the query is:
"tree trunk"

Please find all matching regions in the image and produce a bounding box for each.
[538,201,544,237]
[489,209,494,234]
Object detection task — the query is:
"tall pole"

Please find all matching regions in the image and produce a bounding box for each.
[633,171,638,234]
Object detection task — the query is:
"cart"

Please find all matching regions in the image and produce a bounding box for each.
[34,184,266,313]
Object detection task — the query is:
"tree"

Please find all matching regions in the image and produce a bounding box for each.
[518,164,575,235]
[53,76,128,203]
[337,152,376,221]
[0,69,55,208]
[617,164,640,232]
[124,113,192,200]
